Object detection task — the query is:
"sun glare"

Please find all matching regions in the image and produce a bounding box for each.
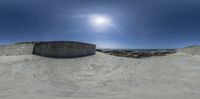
[90,15,111,26]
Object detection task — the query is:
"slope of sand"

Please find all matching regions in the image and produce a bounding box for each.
[0,52,200,99]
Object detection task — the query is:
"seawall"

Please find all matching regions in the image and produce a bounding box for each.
[0,41,96,58]
[33,41,96,58]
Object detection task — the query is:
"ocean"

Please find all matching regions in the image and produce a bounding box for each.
[96,49,176,53]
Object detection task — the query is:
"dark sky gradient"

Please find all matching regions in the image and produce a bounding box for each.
[0,0,200,48]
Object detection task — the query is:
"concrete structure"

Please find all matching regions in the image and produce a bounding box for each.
[0,44,34,56]
[178,45,200,55]
[33,41,96,58]
[0,41,96,58]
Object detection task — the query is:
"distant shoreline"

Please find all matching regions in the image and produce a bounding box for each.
[96,49,176,58]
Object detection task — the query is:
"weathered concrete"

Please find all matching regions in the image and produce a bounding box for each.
[0,41,96,58]
[178,46,200,55]
[0,52,200,99]
[33,41,96,58]
[0,44,34,56]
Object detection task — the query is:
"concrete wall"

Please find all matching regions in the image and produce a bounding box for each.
[0,44,34,56]
[33,41,96,58]
[178,46,200,55]
[0,41,96,58]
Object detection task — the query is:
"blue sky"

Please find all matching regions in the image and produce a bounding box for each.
[0,0,200,48]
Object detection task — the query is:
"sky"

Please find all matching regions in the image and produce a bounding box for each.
[0,0,200,48]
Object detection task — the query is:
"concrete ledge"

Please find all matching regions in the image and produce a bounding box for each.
[0,44,34,56]
[177,46,200,55]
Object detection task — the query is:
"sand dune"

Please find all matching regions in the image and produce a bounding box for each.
[0,52,200,99]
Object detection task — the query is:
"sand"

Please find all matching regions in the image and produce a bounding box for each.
[0,52,200,99]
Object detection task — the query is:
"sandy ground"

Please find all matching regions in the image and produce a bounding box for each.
[0,52,200,99]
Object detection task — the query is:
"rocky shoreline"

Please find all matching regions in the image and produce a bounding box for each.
[97,49,176,58]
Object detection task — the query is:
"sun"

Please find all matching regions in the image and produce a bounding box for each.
[90,15,111,26]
